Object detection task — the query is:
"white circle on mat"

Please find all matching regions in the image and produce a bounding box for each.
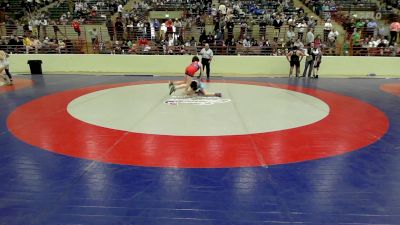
[67,83,330,136]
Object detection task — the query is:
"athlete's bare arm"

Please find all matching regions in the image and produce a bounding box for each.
[298,51,305,62]
[286,51,292,62]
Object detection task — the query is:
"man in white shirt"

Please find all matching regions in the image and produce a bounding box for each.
[117,4,123,15]
[199,43,213,82]
[328,28,339,47]
[323,19,333,42]
[297,20,307,41]
[242,37,251,54]
[89,28,98,46]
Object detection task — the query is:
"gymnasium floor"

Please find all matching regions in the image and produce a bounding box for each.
[0,75,399,225]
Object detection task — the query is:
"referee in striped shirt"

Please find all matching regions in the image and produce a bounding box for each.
[199,43,213,82]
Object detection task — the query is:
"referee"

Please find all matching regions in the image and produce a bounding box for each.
[199,43,213,82]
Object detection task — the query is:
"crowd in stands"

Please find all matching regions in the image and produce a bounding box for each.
[0,0,399,56]
[99,0,347,56]
[0,0,130,54]
[302,0,400,56]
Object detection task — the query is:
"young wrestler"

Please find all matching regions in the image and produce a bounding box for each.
[286,46,305,77]
[169,56,203,95]
[186,79,222,97]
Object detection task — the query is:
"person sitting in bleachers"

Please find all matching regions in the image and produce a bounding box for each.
[23,35,34,53]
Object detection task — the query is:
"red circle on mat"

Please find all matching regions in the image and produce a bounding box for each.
[7,81,389,168]
[380,83,400,96]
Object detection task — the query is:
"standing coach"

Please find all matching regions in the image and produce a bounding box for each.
[199,43,213,82]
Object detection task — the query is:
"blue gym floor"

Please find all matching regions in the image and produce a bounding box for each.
[0,75,399,225]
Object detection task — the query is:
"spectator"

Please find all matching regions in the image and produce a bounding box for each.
[51,20,65,40]
[165,18,173,37]
[117,3,123,16]
[286,26,296,44]
[32,17,41,38]
[31,37,42,53]
[298,6,305,15]
[273,15,283,41]
[287,16,296,29]
[259,18,267,38]
[243,36,251,54]
[115,17,124,41]
[199,30,207,44]
[259,36,270,55]
[215,29,223,43]
[323,19,332,42]
[225,36,236,55]
[71,19,81,37]
[293,38,304,50]
[8,36,23,53]
[328,28,339,45]
[59,13,68,25]
[219,2,226,16]
[239,19,248,40]
[106,18,115,41]
[226,18,234,40]
[389,20,400,45]
[137,20,145,38]
[368,37,378,48]
[174,18,182,36]
[40,17,48,38]
[138,36,151,53]
[378,23,390,38]
[366,19,377,38]
[206,32,214,45]
[23,36,33,53]
[308,16,317,28]
[352,29,361,47]
[138,36,149,46]
[306,28,314,44]
[297,20,307,41]
[314,34,322,48]
[89,28,98,47]
[189,36,197,47]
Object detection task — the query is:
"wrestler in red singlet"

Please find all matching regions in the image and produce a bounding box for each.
[185,61,201,77]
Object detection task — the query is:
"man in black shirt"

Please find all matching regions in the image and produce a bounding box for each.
[226,19,234,40]
[273,15,283,41]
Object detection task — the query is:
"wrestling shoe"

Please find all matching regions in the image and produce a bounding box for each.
[169,85,176,95]
[168,81,173,88]
[215,93,222,97]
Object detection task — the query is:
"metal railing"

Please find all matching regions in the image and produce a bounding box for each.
[2,40,399,57]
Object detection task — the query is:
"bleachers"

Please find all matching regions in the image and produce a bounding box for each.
[48,1,69,20]
[335,0,377,11]
[8,0,57,19]
[1,0,398,57]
